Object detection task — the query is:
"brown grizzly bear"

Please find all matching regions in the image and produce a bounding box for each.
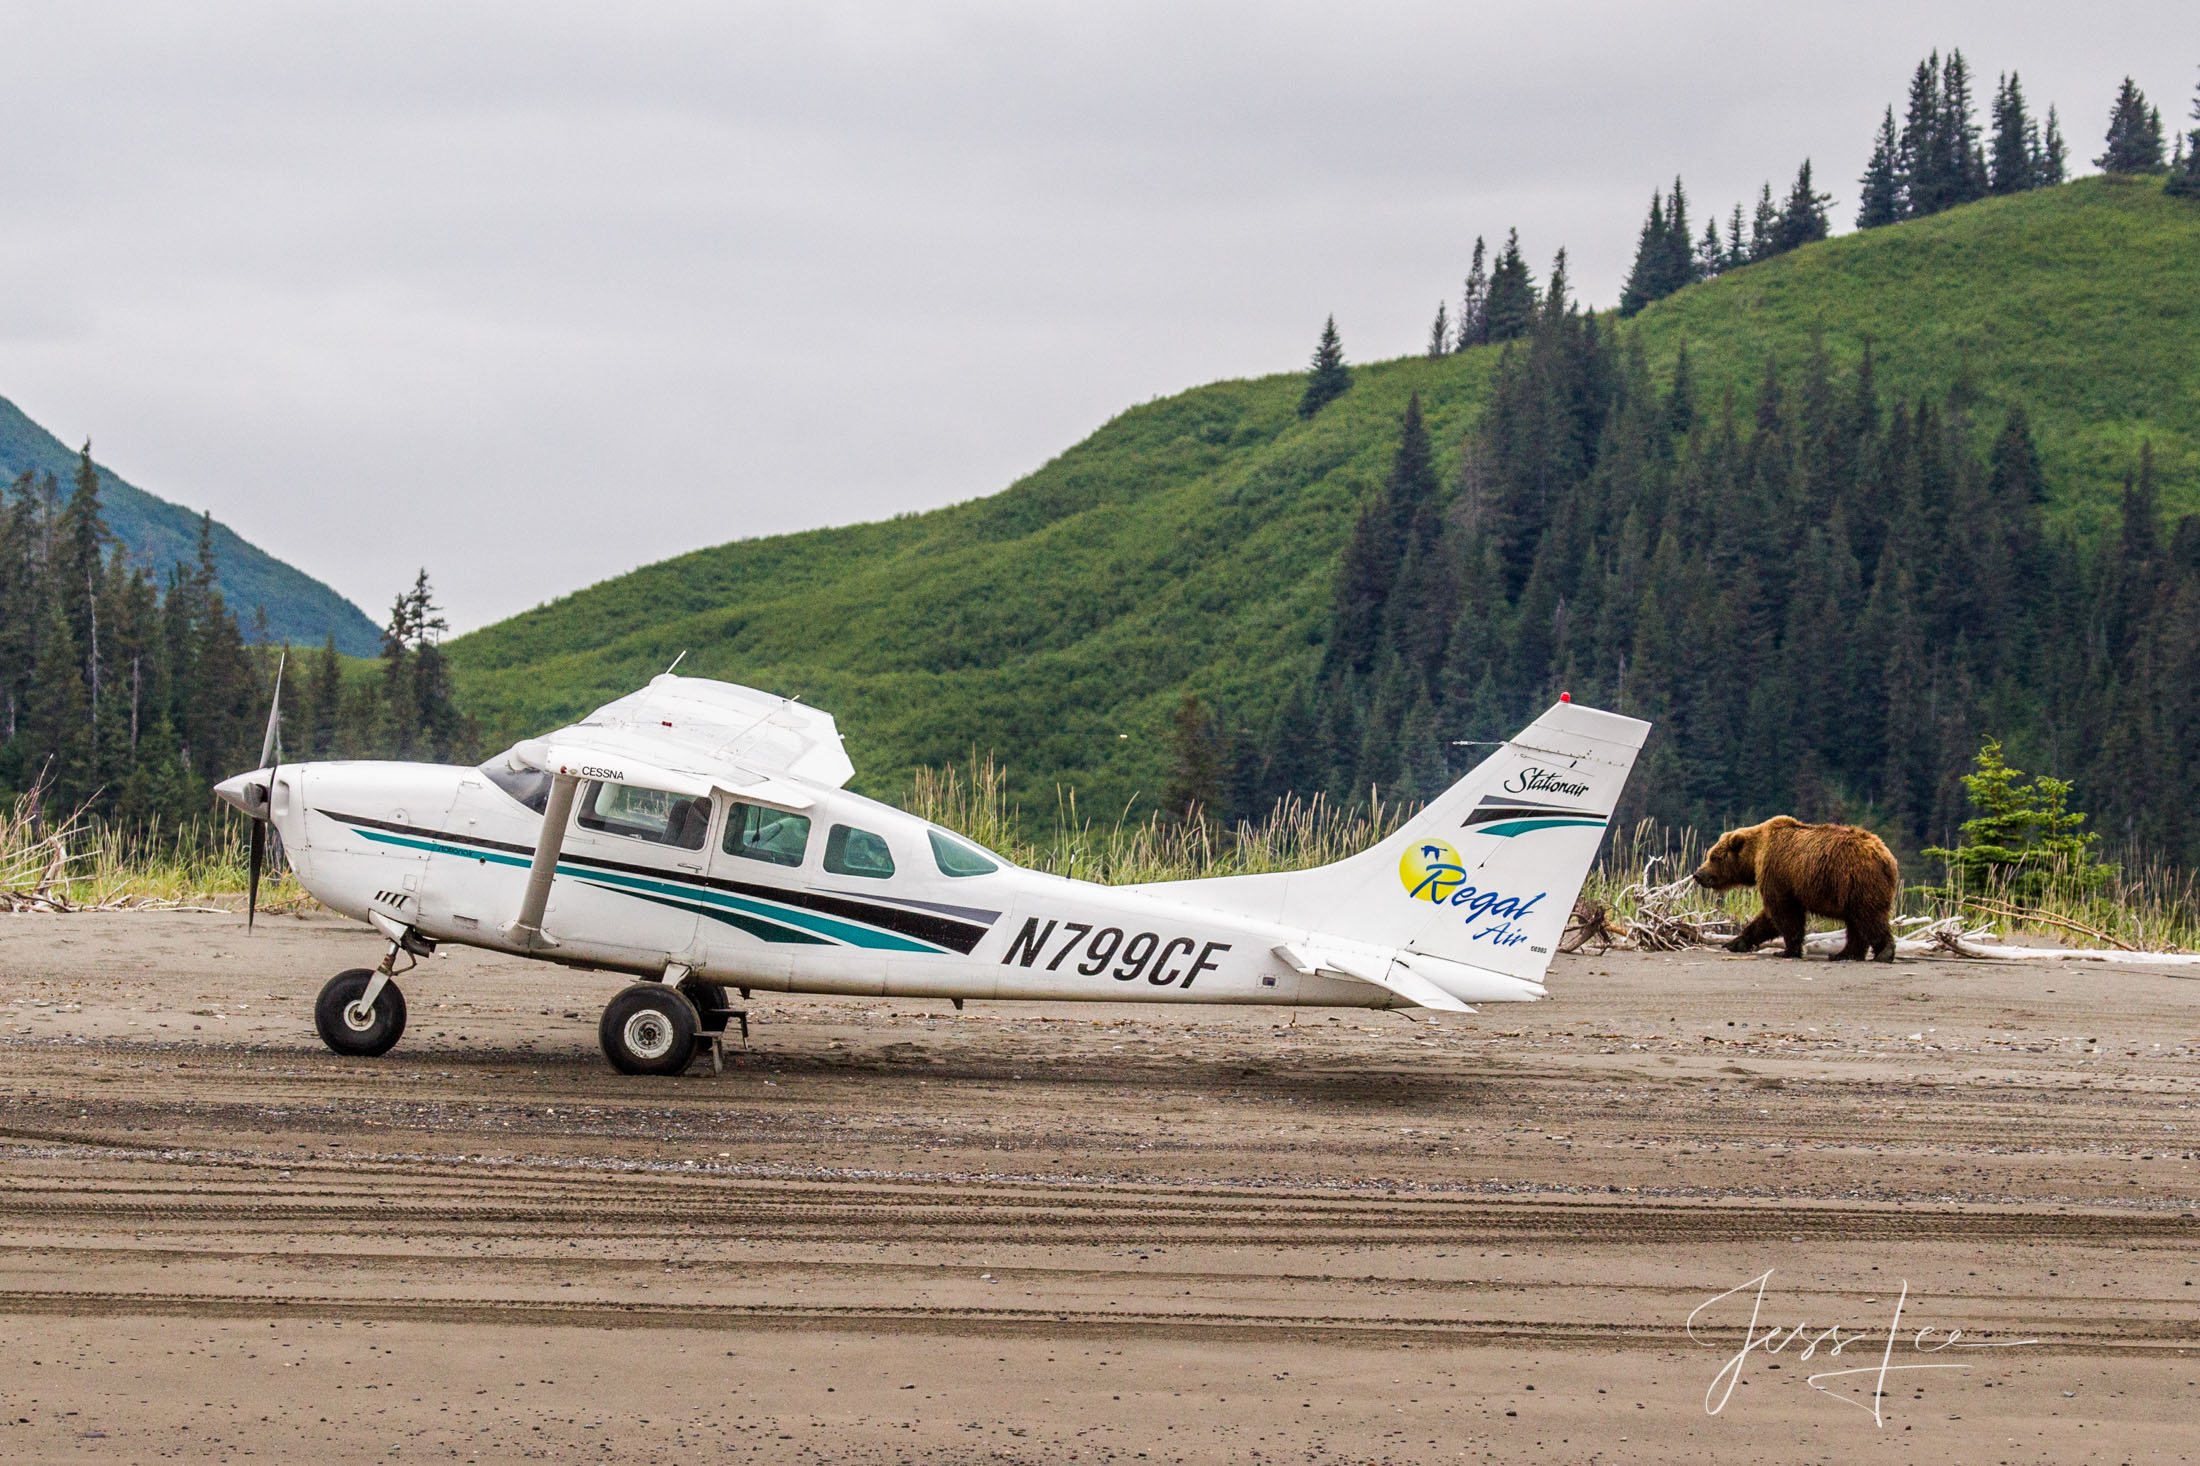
[1692,816,1898,962]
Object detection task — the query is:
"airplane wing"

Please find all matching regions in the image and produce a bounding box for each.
[517,674,856,792]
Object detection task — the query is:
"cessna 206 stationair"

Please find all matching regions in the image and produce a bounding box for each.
[213,675,1647,1075]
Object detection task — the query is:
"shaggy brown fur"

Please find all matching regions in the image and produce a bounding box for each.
[1693,816,1899,962]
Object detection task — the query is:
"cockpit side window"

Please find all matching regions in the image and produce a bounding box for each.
[927,829,1000,877]
[822,824,896,879]
[722,802,811,867]
[577,781,710,851]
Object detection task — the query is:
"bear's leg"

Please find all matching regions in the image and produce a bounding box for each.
[1727,911,1779,953]
[1834,923,1870,960]
[1768,896,1808,959]
[1864,913,1897,963]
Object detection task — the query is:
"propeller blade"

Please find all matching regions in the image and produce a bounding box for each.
[247,810,265,933]
[258,652,286,770]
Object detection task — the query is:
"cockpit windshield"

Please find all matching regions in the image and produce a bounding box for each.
[479,750,552,813]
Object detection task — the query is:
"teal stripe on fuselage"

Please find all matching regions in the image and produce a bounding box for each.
[346,824,944,953]
[610,885,832,946]
[569,865,942,953]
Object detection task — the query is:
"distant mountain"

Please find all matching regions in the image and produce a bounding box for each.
[447,175,2198,815]
[0,394,379,655]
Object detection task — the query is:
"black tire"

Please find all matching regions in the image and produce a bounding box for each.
[599,984,700,1076]
[314,968,407,1057]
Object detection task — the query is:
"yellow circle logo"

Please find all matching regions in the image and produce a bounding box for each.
[1399,840,1467,904]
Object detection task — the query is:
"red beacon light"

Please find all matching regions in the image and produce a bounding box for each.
[1559,691,1571,702]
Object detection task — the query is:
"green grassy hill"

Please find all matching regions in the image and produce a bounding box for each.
[448,175,2199,813]
[0,395,381,654]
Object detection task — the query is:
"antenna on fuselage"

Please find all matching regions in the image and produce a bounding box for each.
[666,650,687,674]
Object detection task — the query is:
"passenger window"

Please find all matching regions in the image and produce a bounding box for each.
[722,802,812,867]
[577,781,710,851]
[823,824,896,879]
[928,829,999,877]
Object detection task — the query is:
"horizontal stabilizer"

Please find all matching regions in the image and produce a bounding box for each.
[1272,943,1475,1013]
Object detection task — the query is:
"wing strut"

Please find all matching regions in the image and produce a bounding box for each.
[508,772,581,950]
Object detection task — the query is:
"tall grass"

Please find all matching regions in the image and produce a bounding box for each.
[907,773,2200,952]
[906,754,1406,885]
[0,794,306,912]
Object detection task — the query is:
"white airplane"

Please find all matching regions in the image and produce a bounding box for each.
[214,674,1647,1075]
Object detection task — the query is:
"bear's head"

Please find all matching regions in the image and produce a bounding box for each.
[1693,817,1798,891]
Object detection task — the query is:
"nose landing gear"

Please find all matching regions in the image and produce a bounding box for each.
[313,927,427,1058]
[315,967,408,1056]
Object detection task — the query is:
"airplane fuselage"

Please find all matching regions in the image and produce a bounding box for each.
[264,758,1512,1010]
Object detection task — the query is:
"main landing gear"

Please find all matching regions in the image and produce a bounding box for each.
[598,976,746,1075]
[311,932,743,1075]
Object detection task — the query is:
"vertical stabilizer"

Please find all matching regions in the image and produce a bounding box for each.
[1151,700,1648,995]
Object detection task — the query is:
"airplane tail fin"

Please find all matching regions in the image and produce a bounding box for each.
[1161,699,1649,998]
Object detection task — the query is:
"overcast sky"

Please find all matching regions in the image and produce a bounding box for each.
[0,3,2189,631]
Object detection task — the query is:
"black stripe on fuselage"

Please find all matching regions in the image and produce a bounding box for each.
[313,808,995,954]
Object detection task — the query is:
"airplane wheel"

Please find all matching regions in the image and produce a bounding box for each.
[315,969,407,1057]
[599,984,699,1076]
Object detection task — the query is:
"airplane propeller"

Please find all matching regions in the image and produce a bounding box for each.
[245,654,284,931]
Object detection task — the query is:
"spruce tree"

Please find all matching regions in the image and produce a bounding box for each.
[1695,216,1724,279]
[1773,160,1832,254]
[2165,73,2200,199]
[1297,316,1352,418]
[403,572,463,760]
[1161,691,1226,824]
[1938,49,1988,205]
[1664,177,1696,289]
[1725,202,1748,269]
[1387,392,1441,533]
[305,633,342,756]
[1426,301,1450,358]
[379,579,419,757]
[56,443,109,667]
[1989,72,2038,194]
[1455,236,1488,350]
[1900,52,1946,215]
[1618,190,1669,317]
[2038,105,2068,185]
[24,597,93,813]
[2097,77,2166,173]
[1480,230,1537,343]
[1858,107,1904,226]
[1541,249,1571,322]
[1748,183,1778,261]
[1923,738,2112,900]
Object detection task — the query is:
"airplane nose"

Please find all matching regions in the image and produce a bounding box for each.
[214,769,271,818]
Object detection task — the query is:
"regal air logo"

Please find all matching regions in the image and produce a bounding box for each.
[1400,841,1468,903]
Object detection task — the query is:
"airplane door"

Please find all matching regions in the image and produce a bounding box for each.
[540,779,706,973]
[694,796,815,989]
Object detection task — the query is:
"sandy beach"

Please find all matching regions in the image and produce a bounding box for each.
[2,909,2195,1463]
